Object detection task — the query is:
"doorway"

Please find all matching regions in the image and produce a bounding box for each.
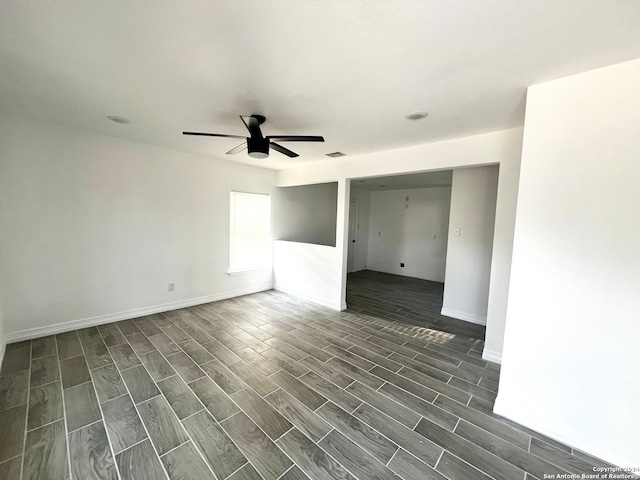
[347,200,358,273]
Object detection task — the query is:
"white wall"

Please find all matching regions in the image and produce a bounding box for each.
[276,129,523,358]
[367,187,451,282]
[273,182,338,246]
[495,58,640,467]
[349,186,371,271]
[0,114,275,340]
[442,167,498,325]
[483,139,522,363]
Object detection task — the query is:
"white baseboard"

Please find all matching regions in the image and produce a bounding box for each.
[481,348,502,364]
[493,397,640,468]
[5,283,273,343]
[273,283,342,311]
[441,307,487,326]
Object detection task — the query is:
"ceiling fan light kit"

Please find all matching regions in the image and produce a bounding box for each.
[183,115,324,159]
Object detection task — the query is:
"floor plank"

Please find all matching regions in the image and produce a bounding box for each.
[68,421,118,480]
[138,396,189,455]
[277,428,355,480]
[23,420,68,480]
[222,412,292,480]
[231,387,292,440]
[161,441,214,480]
[64,381,101,432]
[116,439,167,480]
[102,394,147,453]
[182,410,247,479]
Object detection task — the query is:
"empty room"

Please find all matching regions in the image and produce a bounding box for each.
[1,2,639,480]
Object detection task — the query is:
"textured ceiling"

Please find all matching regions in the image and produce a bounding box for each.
[1,1,639,170]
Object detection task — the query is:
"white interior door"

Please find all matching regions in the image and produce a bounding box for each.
[347,201,358,273]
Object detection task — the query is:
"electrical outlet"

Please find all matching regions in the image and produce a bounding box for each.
[400,263,405,268]
[168,283,175,292]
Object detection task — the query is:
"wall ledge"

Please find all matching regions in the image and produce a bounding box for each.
[274,283,342,311]
[4,283,273,343]
[441,307,487,326]
[493,397,639,468]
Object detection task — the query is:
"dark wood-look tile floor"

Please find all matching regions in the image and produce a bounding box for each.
[0,289,625,480]
[347,270,487,340]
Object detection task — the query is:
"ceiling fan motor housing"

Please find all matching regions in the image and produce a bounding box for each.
[248,136,269,158]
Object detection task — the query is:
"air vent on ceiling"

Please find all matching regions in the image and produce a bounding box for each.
[325,152,346,158]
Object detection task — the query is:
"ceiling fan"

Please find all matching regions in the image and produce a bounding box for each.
[183,115,324,159]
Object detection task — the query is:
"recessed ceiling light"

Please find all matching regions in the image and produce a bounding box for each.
[325,152,346,158]
[106,115,131,124]
[405,111,429,120]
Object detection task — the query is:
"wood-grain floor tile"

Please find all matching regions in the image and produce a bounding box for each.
[270,370,327,411]
[69,421,118,480]
[298,371,362,413]
[346,381,420,428]
[161,441,214,480]
[354,404,442,467]
[99,326,127,347]
[200,358,247,394]
[30,355,60,387]
[277,428,355,480]
[84,342,114,369]
[319,429,399,480]
[228,462,262,480]
[109,344,141,370]
[23,419,68,480]
[179,340,215,365]
[115,319,141,337]
[126,332,156,355]
[0,404,27,462]
[91,363,128,403]
[188,375,239,421]
[265,389,331,442]
[57,332,83,360]
[325,357,384,390]
[139,350,176,381]
[157,375,203,420]
[32,336,56,359]
[231,387,292,440]
[116,439,167,480]
[102,394,147,453]
[388,448,448,480]
[299,356,354,388]
[78,327,105,346]
[120,364,160,403]
[0,455,22,479]
[222,412,292,480]
[28,381,63,430]
[138,396,189,455]
[228,360,278,396]
[148,333,182,356]
[64,381,102,431]
[0,370,29,411]
[166,352,205,383]
[414,418,524,480]
[182,411,247,479]
[317,401,398,463]
[435,451,493,480]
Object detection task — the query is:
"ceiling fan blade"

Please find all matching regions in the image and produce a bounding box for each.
[270,142,299,158]
[226,143,247,155]
[183,132,246,139]
[266,135,325,142]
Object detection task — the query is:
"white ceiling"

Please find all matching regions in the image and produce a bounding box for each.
[353,170,453,191]
[1,1,639,170]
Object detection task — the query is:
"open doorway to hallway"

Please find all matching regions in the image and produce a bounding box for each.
[346,166,499,341]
